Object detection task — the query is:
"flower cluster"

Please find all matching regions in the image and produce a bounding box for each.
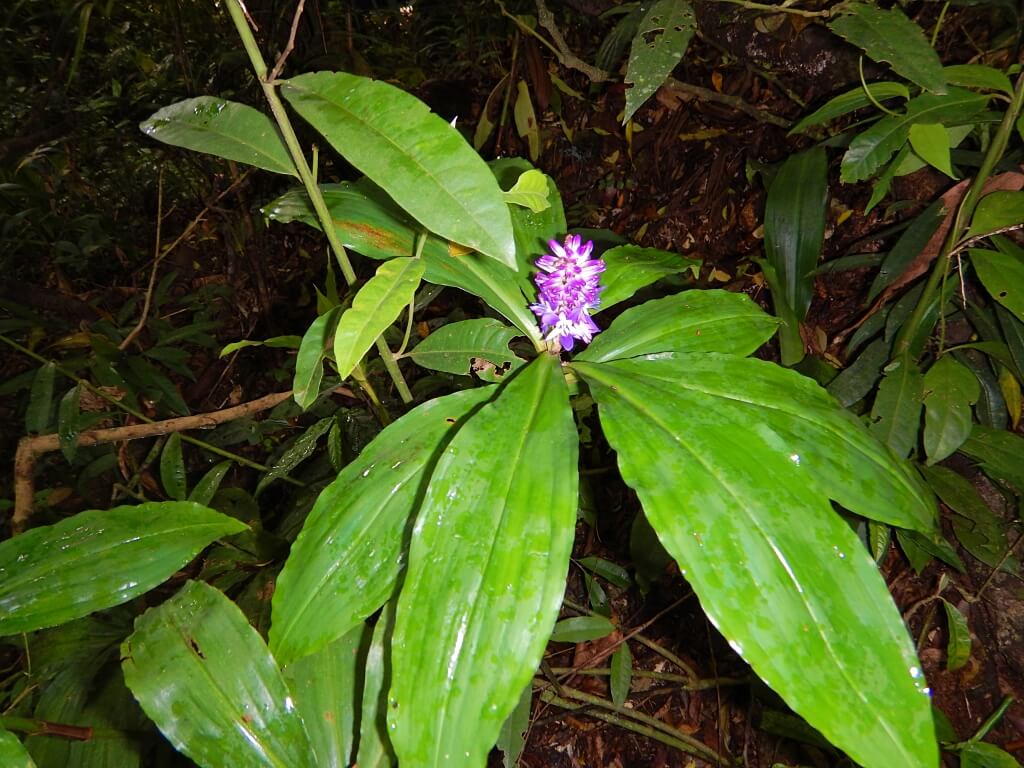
[530,234,605,352]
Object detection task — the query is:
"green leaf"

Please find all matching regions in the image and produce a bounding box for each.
[333,257,423,381]
[57,384,81,462]
[610,643,633,707]
[828,3,946,94]
[256,417,333,496]
[281,72,516,269]
[868,353,924,459]
[578,556,632,588]
[26,362,56,434]
[576,290,780,364]
[513,80,540,162]
[0,729,35,768]
[188,461,232,507]
[389,354,578,767]
[868,199,945,301]
[922,356,980,464]
[282,625,366,768]
[943,64,1013,96]
[921,465,1017,572]
[789,82,909,135]
[941,600,970,671]
[623,0,696,122]
[827,336,890,407]
[0,502,246,636]
[971,248,1024,325]
[496,684,531,768]
[501,169,551,212]
[575,357,937,768]
[160,432,188,501]
[908,123,955,178]
[549,615,615,642]
[597,245,701,312]
[764,146,828,319]
[270,386,495,666]
[140,97,296,176]
[409,318,522,377]
[220,336,303,357]
[356,605,396,768]
[294,306,342,410]
[967,192,1024,239]
[841,88,989,183]
[122,580,314,768]
[895,123,974,178]
[959,741,1020,768]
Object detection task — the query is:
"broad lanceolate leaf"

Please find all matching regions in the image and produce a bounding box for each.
[26,362,55,434]
[282,625,367,768]
[294,307,342,409]
[574,357,937,768]
[281,72,516,268]
[0,502,246,636]
[971,247,1024,324]
[623,0,696,122]
[764,146,828,319]
[333,257,423,382]
[576,290,780,364]
[409,319,523,377]
[908,123,955,178]
[549,615,614,642]
[597,245,701,312]
[0,729,35,768]
[869,353,924,459]
[140,97,296,176]
[944,64,1013,96]
[828,3,946,94]
[923,356,980,464]
[789,82,909,135]
[958,424,1024,491]
[942,600,971,671]
[357,604,397,768]
[160,432,187,500]
[841,88,989,183]
[969,192,1024,239]
[270,386,496,666]
[122,580,314,768]
[389,354,578,767]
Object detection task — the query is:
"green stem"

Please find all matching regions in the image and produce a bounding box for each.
[893,72,1024,359]
[224,0,412,409]
[705,0,833,18]
[0,334,300,485]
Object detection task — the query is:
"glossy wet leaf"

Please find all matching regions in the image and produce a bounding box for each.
[160,433,187,500]
[389,354,578,768]
[869,353,924,459]
[356,605,396,768]
[923,356,980,464]
[282,72,515,268]
[764,146,828,319]
[597,245,701,311]
[0,730,34,768]
[270,386,495,666]
[140,97,296,176]
[282,625,366,768]
[610,643,633,707]
[575,357,937,768]
[26,362,55,434]
[576,290,780,363]
[841,89,989,183]
[122,580,314,768]
[57,384,81,462]
[549,615,615,642]
[188,461,232,507]
[789,82,909,135]
[624,0,696,122]
[828,3,946,94]
[942,600,971,671]
[333,257,423,382]
[293,307,342,410]
[0,502,246,636]
[409,319,522,377]
[972,248,1024,324]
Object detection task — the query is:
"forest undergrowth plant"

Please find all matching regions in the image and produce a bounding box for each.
[0,4,955,767]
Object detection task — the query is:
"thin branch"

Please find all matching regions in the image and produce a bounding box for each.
[663,76,792,128]
[269,0,306,83]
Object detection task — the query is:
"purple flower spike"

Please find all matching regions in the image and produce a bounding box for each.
[529,234,605,352]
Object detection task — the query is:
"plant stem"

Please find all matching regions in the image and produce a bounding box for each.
[892,72,1024,359]
[224,0,413,410]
